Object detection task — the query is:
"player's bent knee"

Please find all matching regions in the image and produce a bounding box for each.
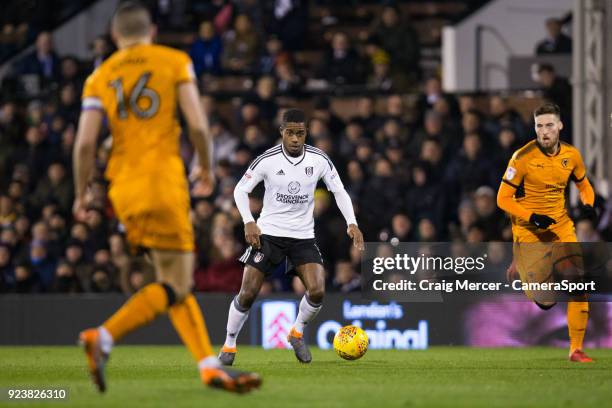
[307,287,325,305]
[237,288,258,309]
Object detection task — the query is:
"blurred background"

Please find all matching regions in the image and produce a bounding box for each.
[0,0,610,303]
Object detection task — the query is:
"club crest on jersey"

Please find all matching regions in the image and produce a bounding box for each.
[505,166,517,180]
[253,252,264,263]
[305,166,314,176]
[288,181,301,194]
[561,159,569,168]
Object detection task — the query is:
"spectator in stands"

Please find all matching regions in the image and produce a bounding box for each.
[368,50,394,91]
[258,35,288,75]
[535,63,572,142]
[0,243,14,292]
[484,95,527,142]
[17,31,60,83]
[189,20,223,77]
[14,260,38,293]
[90,264,117,293]
[89,35,113,71]
[450,199,477,241]
[208,118,238,166]
[405,162,444,233]
[221,14,260,74]
[389,213,414,242]
[415,76,460,126]
[419,137,446,183]
[370,5,420,83]
[316,31,364,85]
[29,239,55,291]
[417,218,438,241]
[268,0,307,51]
[16,125,50,182]
[535,18,571,55]
[411,110,455,159]
[331,260,360,292]
[493,127,521,177]
[56,83,80,126]
[338,120,364,158]
[473,186,507,241]
[352,96,383,137]
[445,133,496,199]
[30,161,73,216]
[0,195,16,227]
[360,157,402,239]
[252,75,278,124]
[59,55,83,90]
[52,261,81,293]
[274,59,302,95]
[194,229,243,292]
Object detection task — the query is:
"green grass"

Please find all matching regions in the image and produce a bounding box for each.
[0,346,610,407]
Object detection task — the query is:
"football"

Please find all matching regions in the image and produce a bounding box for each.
[333,325,369,360]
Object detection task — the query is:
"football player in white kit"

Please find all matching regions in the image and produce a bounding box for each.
[219,109,364,365]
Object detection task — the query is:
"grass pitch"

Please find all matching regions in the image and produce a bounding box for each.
[1,346,611,407]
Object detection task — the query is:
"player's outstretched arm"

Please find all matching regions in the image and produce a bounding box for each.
[332,189,364,250]
[497,182,555,229]
[73,109,104,219]
[233,187,261,248]
[575,178,595,207]
[496,182,531,222]
[177,81,214,188]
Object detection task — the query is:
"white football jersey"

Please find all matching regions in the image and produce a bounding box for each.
[236,144,345,239]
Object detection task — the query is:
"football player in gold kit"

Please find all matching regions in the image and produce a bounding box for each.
[497,103,595,362]
[74,1,261,393]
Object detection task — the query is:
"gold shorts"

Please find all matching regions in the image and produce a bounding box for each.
[513,241,584,303]
[109,178,194,252]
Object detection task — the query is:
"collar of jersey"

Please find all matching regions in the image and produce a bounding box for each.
[281,144,306,166]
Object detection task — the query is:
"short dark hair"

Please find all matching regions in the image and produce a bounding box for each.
[281,108,306,125]
[538,63,555,74]
[112,1,151,38]
[534,102,561,118]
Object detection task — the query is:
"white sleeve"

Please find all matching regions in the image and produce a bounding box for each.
[234,163,265,224]
[234,187,255,224]
[332,189,358,226]
[321,160,344,193]
[235,164,264,193]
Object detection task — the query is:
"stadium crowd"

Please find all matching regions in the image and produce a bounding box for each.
[0,1,609,296]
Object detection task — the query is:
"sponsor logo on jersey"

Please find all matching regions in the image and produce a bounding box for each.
[276,169,285,175]
[288,181,301,194]
[305,166,313,176]
[276,193,309,204]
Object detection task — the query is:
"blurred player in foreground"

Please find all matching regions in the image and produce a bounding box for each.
[73,1,261,393]
[497,103,595,362]
[219,109,364,365]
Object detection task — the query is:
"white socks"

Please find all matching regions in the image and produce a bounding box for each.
[98,326,114,354]
[198,356,221,370]
[224,297,250,348]
[293,295,322,335]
